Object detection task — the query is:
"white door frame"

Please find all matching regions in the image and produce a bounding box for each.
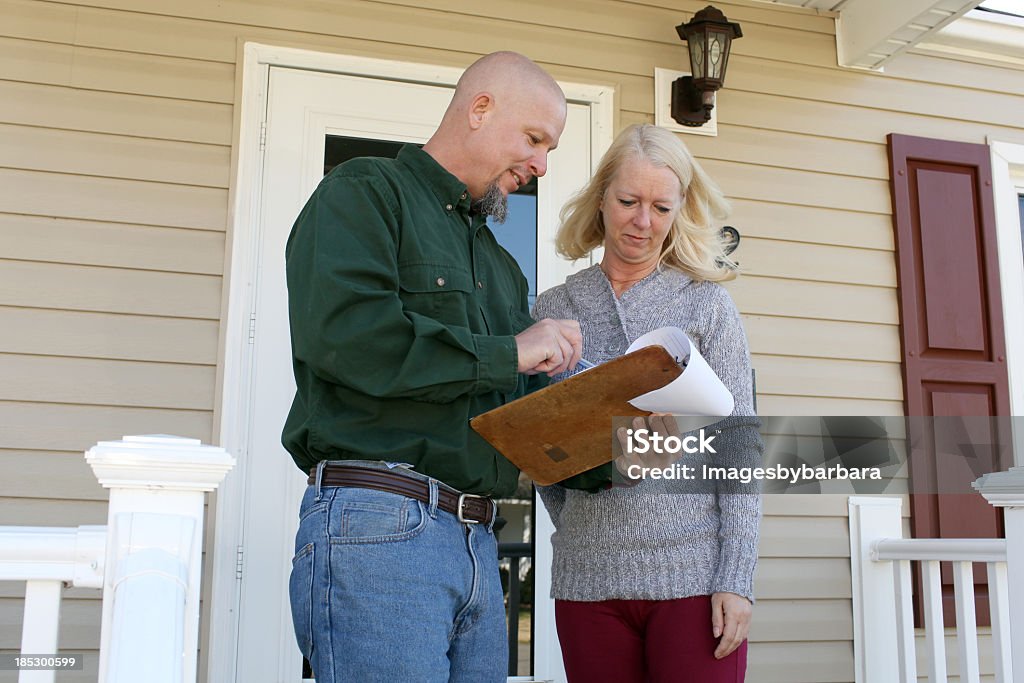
[211,42,613,683]
[989,138,1024,465]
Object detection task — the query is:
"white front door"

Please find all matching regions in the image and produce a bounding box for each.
[216,48,609,683]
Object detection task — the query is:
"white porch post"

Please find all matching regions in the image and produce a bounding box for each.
[848,496,904,683]
[85,435,234,683]
[974,466,1024,681]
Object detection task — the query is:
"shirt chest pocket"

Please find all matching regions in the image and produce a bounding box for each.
[397,262,475,326]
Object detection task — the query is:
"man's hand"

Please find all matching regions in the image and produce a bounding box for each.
[711,591,752,659]
[515,318,582,376]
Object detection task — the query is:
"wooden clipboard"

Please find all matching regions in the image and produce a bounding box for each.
[470,346,681,485]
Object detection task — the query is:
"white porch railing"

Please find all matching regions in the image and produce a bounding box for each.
[850,467,1024,683]
[0,435,234,683]
[0,526,106,683]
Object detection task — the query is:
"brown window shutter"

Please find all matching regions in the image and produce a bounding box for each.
[888,133,1010,627]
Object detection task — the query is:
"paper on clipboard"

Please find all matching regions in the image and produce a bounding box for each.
[625,327,735,418]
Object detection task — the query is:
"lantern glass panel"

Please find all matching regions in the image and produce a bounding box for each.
[719,36,732,82]
[688,32,705,78]
[708,30,727,80]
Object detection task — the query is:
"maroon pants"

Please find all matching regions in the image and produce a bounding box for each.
[555,596,747,683]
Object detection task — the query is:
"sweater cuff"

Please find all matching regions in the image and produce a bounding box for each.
[473,334,519,394]
[709,417,762,602]
[712,537,758,602]
[711,490,761,602]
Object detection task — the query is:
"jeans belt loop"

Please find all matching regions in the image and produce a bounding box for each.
[314,460,327,502]
[457,493,484,525]
[427,478,439,519]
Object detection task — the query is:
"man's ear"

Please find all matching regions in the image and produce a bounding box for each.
[467,92,494,130]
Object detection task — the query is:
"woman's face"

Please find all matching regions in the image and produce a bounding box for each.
[600,156,682,271]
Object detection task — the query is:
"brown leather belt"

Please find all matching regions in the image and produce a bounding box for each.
[308,463,495,525]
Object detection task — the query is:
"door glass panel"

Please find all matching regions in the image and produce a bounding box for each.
[488,178,538,308]
[322,134,539,678]
[324,135,406,175]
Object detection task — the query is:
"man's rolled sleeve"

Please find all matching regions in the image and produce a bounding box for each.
[472,333,520,395]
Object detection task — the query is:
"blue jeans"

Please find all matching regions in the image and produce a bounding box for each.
[288,461,507,682]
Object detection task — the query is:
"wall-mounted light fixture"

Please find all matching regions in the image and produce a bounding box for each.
[672,5,743,128]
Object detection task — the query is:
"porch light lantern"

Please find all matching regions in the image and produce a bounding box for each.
[672,5,743,127]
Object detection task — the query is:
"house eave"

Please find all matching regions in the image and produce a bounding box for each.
[834,0,981,71]
[752,0,991,70]
[915,9,1024,68]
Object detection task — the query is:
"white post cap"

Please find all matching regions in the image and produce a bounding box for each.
[86,435,235,491]
[973,466,1024,507]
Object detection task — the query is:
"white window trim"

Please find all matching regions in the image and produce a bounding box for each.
[989,138,1024,466]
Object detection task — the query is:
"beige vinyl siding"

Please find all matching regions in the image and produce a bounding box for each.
[0,307,218,364]
[0,260,222,317]
[0,81,232,144]
[914,630,1000,683]
[0,169,228,229]
[1,0,1022,681]
[0,124,231,188]
[0,451,110,501]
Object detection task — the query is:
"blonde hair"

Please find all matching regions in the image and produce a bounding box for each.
[555,123,736,282]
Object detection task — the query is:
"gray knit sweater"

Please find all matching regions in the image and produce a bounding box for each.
[532,264,763,602]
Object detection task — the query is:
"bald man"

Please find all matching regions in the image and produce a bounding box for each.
[283,52,582,682]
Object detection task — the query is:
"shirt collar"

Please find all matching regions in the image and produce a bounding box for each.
[397,144,472,213]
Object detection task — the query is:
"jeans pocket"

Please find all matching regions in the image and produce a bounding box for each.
[288,542,315,658]
[298,500,327,524]
[334,496,428,544]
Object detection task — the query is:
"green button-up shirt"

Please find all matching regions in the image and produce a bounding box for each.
[282,145,544,497]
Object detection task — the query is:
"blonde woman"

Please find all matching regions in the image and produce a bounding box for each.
[533,124,762,683]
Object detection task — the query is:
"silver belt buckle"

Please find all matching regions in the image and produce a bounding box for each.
[457,492,486,524]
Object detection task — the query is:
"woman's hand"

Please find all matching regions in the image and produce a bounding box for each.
[612,413,681,480]
[711,591,752,659]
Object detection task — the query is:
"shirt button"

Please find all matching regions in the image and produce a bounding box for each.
[461,193,467,200]
[436,277,446,287]
[476,281,484,289]
[445,204,453,211]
